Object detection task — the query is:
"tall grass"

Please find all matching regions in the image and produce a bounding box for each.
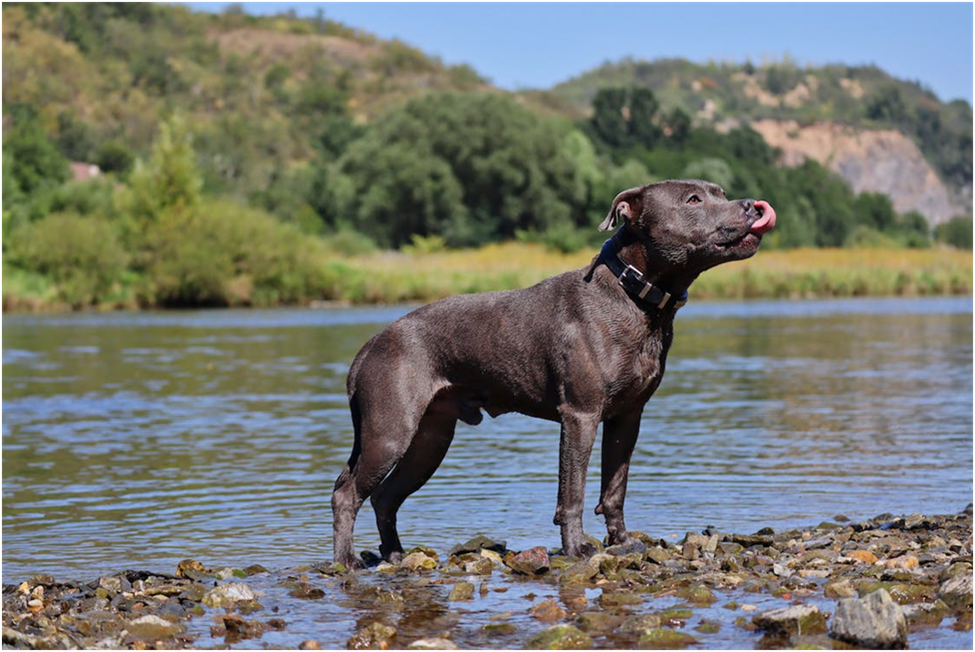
[320,244,972,305]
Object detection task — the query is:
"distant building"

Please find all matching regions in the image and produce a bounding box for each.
[70,162,101,182]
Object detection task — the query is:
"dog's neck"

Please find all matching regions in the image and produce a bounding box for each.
[613,228,697,300]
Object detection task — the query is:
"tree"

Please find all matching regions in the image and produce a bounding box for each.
[591,88,628,147]
[663,108,692,145]
[628,87,661,147]
[127,113,202,221]
[2,107,69,195]
[935,216,973,250]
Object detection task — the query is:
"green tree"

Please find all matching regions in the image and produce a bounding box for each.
[127,113,202,221]
[628,87,661,147]
[2,108,70,195]
[591,87,628,147]
[934,215,973,250]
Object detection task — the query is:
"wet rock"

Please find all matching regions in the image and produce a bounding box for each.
[658,609,693,627]
[220,614,264,640]
[125,614,183,640]
[407,638,459,650]
[201,582,256,608]
[400,551,438,571]
[243,564,268,576]
[902,601,948,628]
[939,572,973,608]
[481,622,517,636]
[175,559,208,579]
[637,628,697,649]
[645,546,672,564]
[618,614,662,635]
[681,542,700,561]
[695,619,721,634]
[299,640,322,650]
[825,579,857,599]
[529,599,567,622]
[577,611,623,633]
[597,592,642,607]
[676,583,717,605]
[506,546,550,575]
[732,533,773,547]
[752,604,827,637]
[348,621,397,650]
[289,583,326,600]
[525,624,594,650]
[558,558,599,585]
[830,588,907,649]
[447,582,474,602]
[449,535,506,556]
[604,539,647,557]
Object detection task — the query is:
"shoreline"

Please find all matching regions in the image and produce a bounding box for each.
[3,246,972,314]
[3,507,971,650]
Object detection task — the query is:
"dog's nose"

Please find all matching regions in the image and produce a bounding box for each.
[740,199,755,214]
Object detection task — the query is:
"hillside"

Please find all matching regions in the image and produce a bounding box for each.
[543,57,973,223]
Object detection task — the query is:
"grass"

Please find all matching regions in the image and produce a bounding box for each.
[3,244,971,312]
[321,244,973,305]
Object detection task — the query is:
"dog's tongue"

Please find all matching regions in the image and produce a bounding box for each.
[750,200,777,235]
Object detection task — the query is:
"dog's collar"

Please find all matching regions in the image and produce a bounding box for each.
[598,238,688,312]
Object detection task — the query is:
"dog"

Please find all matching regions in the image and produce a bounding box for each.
[330,179,777,568]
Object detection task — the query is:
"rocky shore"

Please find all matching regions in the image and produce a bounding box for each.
[3,507,972,650]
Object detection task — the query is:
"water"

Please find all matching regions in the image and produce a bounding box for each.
[3,297,972,582]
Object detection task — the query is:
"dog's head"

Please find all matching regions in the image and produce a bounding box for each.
[599,179,776,273]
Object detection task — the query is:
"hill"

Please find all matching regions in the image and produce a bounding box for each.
[540,57,973,223]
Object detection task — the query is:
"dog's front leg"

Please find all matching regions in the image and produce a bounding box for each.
[553,409,600,558]
[595,409,642,546]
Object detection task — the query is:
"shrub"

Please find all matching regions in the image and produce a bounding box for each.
[935,215,973,250]
[144,200,329,306]
[8,213,128,307]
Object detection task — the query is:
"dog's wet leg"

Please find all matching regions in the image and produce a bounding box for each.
[595,409,642,546]
[553,409,600,558]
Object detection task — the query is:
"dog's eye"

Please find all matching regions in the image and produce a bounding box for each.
[687,195,701,205]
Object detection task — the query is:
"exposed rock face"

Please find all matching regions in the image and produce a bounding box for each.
[750,119,968,225]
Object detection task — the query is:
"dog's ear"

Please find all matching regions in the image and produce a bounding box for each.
[598,186,644,231]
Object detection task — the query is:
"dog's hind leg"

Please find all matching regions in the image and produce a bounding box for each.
[370,410,457,562]
[331,389,424,569]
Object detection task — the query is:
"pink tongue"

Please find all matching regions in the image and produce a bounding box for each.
[750,200,777,235]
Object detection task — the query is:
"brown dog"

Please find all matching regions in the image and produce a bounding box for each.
[331,179,777,568]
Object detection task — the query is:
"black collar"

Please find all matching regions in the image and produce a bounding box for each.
[596,238,688,312]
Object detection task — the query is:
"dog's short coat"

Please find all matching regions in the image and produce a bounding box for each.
[331,179,777,568]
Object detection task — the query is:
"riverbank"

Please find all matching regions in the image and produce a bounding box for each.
[3,246,972,313]
[3,508,971,650]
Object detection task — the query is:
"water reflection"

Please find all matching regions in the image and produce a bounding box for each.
[2,297,972,579]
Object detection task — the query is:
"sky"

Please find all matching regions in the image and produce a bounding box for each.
[188,2,974,104]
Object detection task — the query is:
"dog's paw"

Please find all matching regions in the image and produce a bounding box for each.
[335,555,365,571]
[564,540,599,560]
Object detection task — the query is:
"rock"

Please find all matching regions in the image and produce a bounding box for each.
[202,582,256,608]
[447,582,474,602]
[885,556,919,569]
[604,539,647,557]
[299,640,322,650]
[637,628,697,649]
[400,551,438,571]
[576,612,623,633]
[525,624,594,650]
[645,546,672,564]
[658,609,693,627]
[753,604,827,637]
[847,550,880,564]
[830,588,907,649]
[407,638,459,650]
[348,622,397,650]
[529,599,567,622]
[618,614,662,636]
[902,601,948,628]
[559,558,599,584]
[939,572,973,608]
[243,564,268,576]
[681,542,700,560]
[175,559,207,578]
[676,584,717,605]
[506,546,550,575]
[732,533,773,547]
[220,614,264,640]
[125,615,182,640]
[825,579,857,599]
[597,592,643,607]
[449,535,506,556]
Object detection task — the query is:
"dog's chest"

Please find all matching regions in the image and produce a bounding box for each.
[609,323,672,406]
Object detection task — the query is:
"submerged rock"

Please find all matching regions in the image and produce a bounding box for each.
[125,614,183,640]
[525,624,594,650]
[347,622,397,650]
[407,638,459,650]
[637,628,697,649]
[447,582,474,602]
[830,588,907,649]
[529,599,567,622]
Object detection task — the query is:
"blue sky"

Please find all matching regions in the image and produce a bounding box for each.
[189,2,973,103]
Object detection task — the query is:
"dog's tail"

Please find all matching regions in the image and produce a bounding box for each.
[333,391,363,492]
